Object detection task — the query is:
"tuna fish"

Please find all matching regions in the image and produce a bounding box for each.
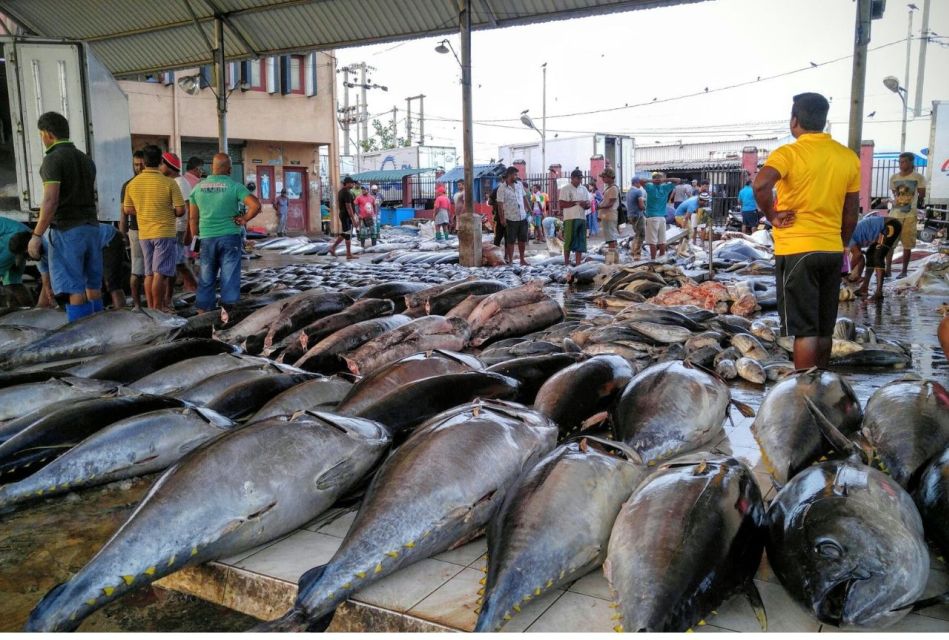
[0,394,187,482]
[0,406,235,511]
[445,294,489,320]
[469,299,565,348]
[752,370,863,486]
[352,371,521,437]
[486,353,584,405]
[466,282,547,334]
[65,338,236,383]
[250,377,354,421]
[213,289,326,352]
[263,399,557,631]
[336,350,482,416]
[767,459,929,629]
[534,355,635,437]
[271,298,395,362]
[357,281,429,312]
[0,309,186,370]
[260,292,354,353]
[736,356,767,385]
[476,437,645,632]
[24,412,390,632]
[404,277,474,311]
[914,447,949,559]
[202,372,319,420]
[425,280,506,316]
[342,316,471,376]
[0,325,52,361]
[129,353,273,396]
[861,379,949,489]
[730,333,770,361]
[0,377,121,423]
[293,315,411,373]
[611,361,739,465]
[172,362,297,405]
[606,455,767,632]
[0,308,68,330]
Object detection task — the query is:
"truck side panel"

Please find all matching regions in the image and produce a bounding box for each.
[84,46,131,221]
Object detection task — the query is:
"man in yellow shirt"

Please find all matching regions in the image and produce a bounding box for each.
[123,145,185,313]
[753,92,859,369]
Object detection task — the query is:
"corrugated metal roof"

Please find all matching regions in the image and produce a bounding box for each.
[437,164,505,183]
[0,0,705,76]
[351,168,433,182]
[635,136,786,164]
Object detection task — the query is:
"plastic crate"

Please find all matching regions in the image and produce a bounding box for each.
[395,207,416,225]
[379,207,396,226]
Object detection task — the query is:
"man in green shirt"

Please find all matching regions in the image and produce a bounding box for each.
[189,153,260,312]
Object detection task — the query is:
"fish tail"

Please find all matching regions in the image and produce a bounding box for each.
[252,608,314,632]
[24,580,84,632]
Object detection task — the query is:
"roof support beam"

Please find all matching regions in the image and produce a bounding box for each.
[202,0,261,58]
[182,0,216,57]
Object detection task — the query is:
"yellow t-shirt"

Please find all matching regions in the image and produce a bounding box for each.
[123,169,184,240]
[763,133,860,256]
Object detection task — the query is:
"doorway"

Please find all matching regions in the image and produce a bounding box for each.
[282,167,308,232]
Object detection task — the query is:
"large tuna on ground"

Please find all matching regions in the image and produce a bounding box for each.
[534,355,634,437]
[914,447,949,560]
[342,315,471,376]
[263,399,557,631]
[606,454,767,632]
[476,437,645,632]
[24,412,390,632]
[767,459,929,629]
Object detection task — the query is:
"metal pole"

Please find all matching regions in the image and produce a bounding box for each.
[848,0,871,155]
[419,94,425,145]
[214,17,228,153]
[341,67,351,157]
[914,0,930,117]
[360,64,368,143]
[406,97,413,146]
[391,106,397,144]
[900,91,908,153]
[903,6,914,145]
[541,62,547,184]
[461,2,473,214]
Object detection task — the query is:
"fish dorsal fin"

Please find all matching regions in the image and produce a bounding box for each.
[568,434,644,465]
[803,397,865,464]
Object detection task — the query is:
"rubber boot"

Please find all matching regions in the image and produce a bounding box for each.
[65,301,95,323]
[90,298,104,313]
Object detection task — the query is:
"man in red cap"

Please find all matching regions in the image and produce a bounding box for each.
[159,151,198,299]
[123,144,184,312]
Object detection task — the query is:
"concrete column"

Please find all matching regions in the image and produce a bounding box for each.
[512,160,526,179]
[458,209,482,268]
[741,146,758,184]
[402,176,412,207]
[859,140,874,213]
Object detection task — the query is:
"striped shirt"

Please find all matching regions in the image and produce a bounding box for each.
[123,169,184,240]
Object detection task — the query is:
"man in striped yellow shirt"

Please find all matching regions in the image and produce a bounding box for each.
[123,145,185,312]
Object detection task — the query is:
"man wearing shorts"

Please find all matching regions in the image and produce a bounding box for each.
[754,92,859,369]
[558,168,591,266]
[119,150,145,308]
[497,167,529,266]
[642,172,681,259]
[737,179,760,234]
[598,168,621,251]
[329,176,358,260]
[190,153,260,313]
[625,177,646,257]
[11,222,126,309]
[887,151,927,278]
[27,111,102,322]
[846,215,901,300]
[159,151,198,296]
[123,144,185,313]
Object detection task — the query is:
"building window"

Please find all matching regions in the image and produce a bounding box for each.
[289,55,303,94]
[305,52,318,97]
[266,57,278,94]
[242,59,266,91]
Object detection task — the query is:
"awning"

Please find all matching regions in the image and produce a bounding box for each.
[0,0,705,76]
[350,168,434,183]
[437,164,505,183]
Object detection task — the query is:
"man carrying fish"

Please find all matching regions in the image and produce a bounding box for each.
[846,215,902,300]
[754,92,859,369]
[189,153,260,313]
[27,112,103,322]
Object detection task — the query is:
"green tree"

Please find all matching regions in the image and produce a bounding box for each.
[360,119,409,152]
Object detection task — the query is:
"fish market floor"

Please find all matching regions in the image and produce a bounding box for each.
[158,499,949,632]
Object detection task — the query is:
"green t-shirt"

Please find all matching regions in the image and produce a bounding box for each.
[190,175,251,239]
[0,216,29,285]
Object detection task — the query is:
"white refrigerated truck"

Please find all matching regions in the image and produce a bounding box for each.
[927,100,948,206]
[0,38,131,222]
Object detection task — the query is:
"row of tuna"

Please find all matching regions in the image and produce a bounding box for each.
[3,328,946,632]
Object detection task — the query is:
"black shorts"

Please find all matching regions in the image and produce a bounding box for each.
[338,213,352,236]
[504,219,529,244]
[102,233,126,293]
[775,251,842,338]
[742,210,760,228]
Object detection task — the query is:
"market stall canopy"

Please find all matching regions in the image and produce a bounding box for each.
[437,164,505,183]
[0,0,704,76]
[350,168,433,183]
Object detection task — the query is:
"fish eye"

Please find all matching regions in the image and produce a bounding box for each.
[815,539,844,559]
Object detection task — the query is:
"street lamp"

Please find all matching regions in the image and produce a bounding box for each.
[434,39,461,66]
[518,63,547,184]
[883,75,909,152]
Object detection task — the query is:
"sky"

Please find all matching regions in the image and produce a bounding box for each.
[336,0,949,164]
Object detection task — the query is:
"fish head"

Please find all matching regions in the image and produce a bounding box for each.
[793,500,926,628]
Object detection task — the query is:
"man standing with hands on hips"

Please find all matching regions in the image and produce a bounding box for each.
[189,153,261,313]
[753,92,859,369]
[29,111,102,322]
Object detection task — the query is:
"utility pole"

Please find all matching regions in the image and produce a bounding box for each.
[406,97,413,146]
[391,106,398,145]
[847,0,872,155]
[541,62,547,183]
[914,0,931,117]
[904,5,915,131]
[340,66,352,156]
[406,95,426,145]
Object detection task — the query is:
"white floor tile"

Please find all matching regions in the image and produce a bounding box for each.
[235,530,341,582]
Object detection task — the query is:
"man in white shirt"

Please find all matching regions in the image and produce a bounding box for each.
[496,167,531,265]
[557,168,591,266]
